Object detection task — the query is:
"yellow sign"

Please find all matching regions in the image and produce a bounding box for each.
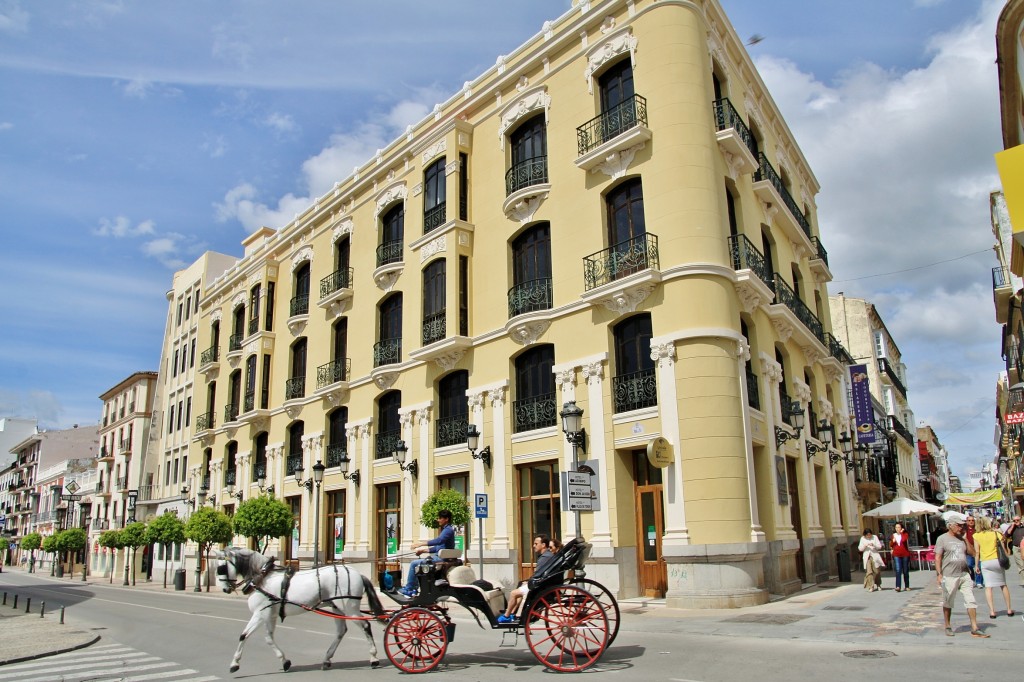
[946,489,1003,505]
[646,437,674,468]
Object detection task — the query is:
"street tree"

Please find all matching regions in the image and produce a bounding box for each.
[145,512,186,588]
[121,522,148,586]
[232,496,292,554]
[41,533,59,575]
[419,488,471,556]
[97,530,123,584]
[0,536,8,572]
[185,507,233,591]
[56,527,86,579]
[20,532,41,573]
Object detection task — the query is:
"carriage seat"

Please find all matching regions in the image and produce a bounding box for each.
[442,564,506,616]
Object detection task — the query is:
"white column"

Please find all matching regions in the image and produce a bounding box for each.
[488,386,509,550]
[794,379,821,534]
[237,450,252,498]
[652,341,689,545]
[416,407,432,544]
[399,410,415,551]
[554,367,577,537]
[582,360,612,548]
[761,355,790,532]
[735,339,764,542]
[356,422,372,552]
[344,429,358,552]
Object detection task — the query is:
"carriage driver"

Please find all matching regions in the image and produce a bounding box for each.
[399,509,455,596]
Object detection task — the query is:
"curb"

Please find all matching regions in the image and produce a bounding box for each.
[0,633,102,666]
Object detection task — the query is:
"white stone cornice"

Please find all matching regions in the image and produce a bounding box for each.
[584,26,637,93]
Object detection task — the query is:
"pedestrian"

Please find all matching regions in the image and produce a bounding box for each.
[965,515,983,588]
[859,528,883,592]
[890,522,912,592]
[497,534,553,624]
[1002,515,1024,587]
[399,509,455,597]
[973,516,1014,618]
[935,511,988,637]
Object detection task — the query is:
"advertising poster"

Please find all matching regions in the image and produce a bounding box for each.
[334,518,344,554]
[386,512,398,555]
[849,364,875,444]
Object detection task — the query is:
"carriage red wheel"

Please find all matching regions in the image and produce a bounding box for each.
[384,607,449,673]
[525,585,609,672]
[570,578,620,646]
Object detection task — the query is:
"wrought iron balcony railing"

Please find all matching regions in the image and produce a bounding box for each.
[317,358,351,389]
[285,376,306,400]
[422,311,446,345]
[424,201,446,232]
[375,430,401,460]
[326,443,346,468]
[374,338,402,367]
[746,367,761,411]
[810,236,829,266]
[200,345,218,365]
[584,233,659,291]
[508,278,553,318]
[243,390,255,413]
[577,94,648,155]
[195,411,215,431]
[754,153,812,240]
[878,358,908,397]
[506,156,548,195]
[888,414,914,446]
[772,272,823,343]
[228,333,244,352]
[290,295,309,317]
[994,266,1010,290]
[248,317,259,336]
[320,267,354,299]
[712,97,757,157]
[376,240,403,267]
[612,368,658,413]
[513,392,557,433]
[822,332,854,366]
[224,402,240,423]
[436,414,469,448]
[224,469,236,487]
[728,234,772,288]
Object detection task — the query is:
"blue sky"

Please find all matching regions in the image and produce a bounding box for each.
[0,0,1004,481]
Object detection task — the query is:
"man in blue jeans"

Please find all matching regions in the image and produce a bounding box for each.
[400,509,455,596]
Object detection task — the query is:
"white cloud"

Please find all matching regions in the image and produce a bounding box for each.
[264,112,297,134]
[122,77,152,99]
[0,122,12,131]
[0,388,62,426]
[201,133,227,159]
[0,1,29,33]
[141,234,187,269]
[93,216,156,238]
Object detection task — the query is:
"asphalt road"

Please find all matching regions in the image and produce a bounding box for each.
[2,569,1023,680]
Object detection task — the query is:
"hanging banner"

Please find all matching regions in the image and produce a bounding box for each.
[849,365,875,444]
[945,489,1003,506]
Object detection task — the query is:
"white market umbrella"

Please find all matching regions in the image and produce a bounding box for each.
[863,497,943,546]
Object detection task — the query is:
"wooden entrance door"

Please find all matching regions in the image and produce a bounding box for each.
[786,458,806,583]
[634,451,666,597]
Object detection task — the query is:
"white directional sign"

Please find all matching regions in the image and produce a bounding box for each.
[566,471,594,511]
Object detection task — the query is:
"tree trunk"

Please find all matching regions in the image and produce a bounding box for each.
[162,545,169,588]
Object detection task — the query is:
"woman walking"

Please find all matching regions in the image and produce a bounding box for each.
[973,516,1014,617]
[859,528,884,592]
[890,522,912,592]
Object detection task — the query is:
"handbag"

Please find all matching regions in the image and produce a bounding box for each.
[997,538,1011,570]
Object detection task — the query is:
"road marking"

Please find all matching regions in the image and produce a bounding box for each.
[0,641,221,682]
[0,656,159,679]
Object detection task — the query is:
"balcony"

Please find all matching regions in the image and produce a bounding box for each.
[728,234,774,313]
[373,240,405,292]
[92,518,109,531]
[224,402,240,424]
[612,368,658,413]
[877,358,908,398]
[769,272,824,348]
[888,414,914,446]
[285,376,306,401]
[994,266,1013,323]
[290,295,309,317]
[119,438,132,455]
[808,237,832,282]
[375,430,401,460]
[422,311,446,346]
[752,153,814,253]
[822,332,854,366]
[513,392,557,434]
[317,358,351,390]
[228,333,244,355]
[1006,336,1021,384]
[435,414,469,448]
[508,278,553,319]
[581,234,661,317]
[199,344,220,377]
[318,267,354,318]
[506,156,548,196]
[712,98,758,176]
[575,94,651,177]
[117,476,129,491]
[325,443,347,468]
[376,240,403,268]
[195,410,215,433]
[137,485,154,502]
[247,317,259,337]
[424,202,446,233]
[97,447,114,462]
[373,338,402,368]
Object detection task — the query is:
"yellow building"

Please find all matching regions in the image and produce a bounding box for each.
[175,0,857,607]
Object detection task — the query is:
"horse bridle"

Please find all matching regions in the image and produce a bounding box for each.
[217,553,246,593]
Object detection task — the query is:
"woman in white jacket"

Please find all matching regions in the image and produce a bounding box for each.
[859,528,884,592]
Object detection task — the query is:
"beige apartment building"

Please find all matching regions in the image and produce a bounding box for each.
[180,0,858,607]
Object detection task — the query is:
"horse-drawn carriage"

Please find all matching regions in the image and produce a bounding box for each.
[216,537,619,674]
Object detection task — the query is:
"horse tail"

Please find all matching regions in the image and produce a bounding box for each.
[361,575,385,616]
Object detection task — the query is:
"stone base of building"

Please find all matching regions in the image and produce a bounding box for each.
[584,546,637,598]
[663,542,769,609]
[763,539,803,596]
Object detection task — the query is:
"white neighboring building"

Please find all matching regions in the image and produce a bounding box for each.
[0,418,38,468]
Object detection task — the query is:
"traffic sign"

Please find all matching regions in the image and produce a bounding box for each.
[65,479,80,495]
[475,494,488,519]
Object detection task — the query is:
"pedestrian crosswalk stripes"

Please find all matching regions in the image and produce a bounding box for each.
[0,642,219,681]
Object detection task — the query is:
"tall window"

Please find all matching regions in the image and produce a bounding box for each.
[287,421,304,475]
[253,431,268,483]
[265,281,275,332]
[327,407,348,468]
[375,294,403,367]
[436,371,469,448]
[261,353,271,409]
[741,319,760,411]
[376,484,400,572]
[613,314,656,413]
[244,355,257,412]
[326,490,347,563]
[292,264,310,317]
[510,222,552,318]
[225,441,238,488]
[378,203,404,267]
[516,461,561,580]
[599,59,634,113]
[513,344,555,433]
[231,305,245,351]
[606,178,646,246]
[376,391,402,459]
[288,338,307,400]
[227,370,241,422]
[336,237,350,276]
[423,158,446,232]
[507,116,548,194]
[422,259,446,345]
[249,284,261,335]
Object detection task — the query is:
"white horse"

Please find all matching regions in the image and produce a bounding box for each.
[215,548,384,673]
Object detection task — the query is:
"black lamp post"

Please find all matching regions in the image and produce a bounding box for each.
[256,468,275,495]
[340,455,360,485]
[393,441,418,478]
[466,424,492,467]
[774,400,805,448]
[560,400,587,541]
[804,419,834,460]
[192,487,207,592]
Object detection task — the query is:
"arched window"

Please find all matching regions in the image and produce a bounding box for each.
[606,178,646,246]
[507,116,548,195]
[513,344,555,433]
[287,421,304,475]
[378,203,405,267]
[231,304,245,351]
[423,158,447,232]
[292,263,310,316]
[510,222,552,317]
[375,294,403,367]
[327,408,348,468]
[436,371,469,447]
[612,314,657,412]
[599,59,634,114]
[422,259,446,345]
[375,391,402,459]
[249,284,261,335]
[288,338,307,400]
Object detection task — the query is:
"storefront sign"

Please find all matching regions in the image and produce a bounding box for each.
[849,364,875,444]
[646,437,674,468]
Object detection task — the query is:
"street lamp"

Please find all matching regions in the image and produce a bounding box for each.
[225,482,244,502]
[831,430,854,468]
[126,489,138,523]
[312,461,325,567]
[560,400,587,542]
[804,419,834,460]
[774,400,805,448]
[256,468,275,495]
[340,455,360,485]
[466,424,492,468]
[393,441,418,478]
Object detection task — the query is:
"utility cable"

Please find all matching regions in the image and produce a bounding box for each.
[832,249,992,283]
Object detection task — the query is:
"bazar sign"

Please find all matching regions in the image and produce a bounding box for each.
[1006,412,1024,424]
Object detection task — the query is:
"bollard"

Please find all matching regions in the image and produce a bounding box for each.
[12,594,17,609]
[2,591,6,605]
[59,606,65,624]
[24,597,30,613]
[40,601,45,618]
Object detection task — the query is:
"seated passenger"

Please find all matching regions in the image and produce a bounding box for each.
[497,534,553,624]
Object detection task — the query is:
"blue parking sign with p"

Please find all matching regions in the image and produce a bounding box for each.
[475,494,488,519]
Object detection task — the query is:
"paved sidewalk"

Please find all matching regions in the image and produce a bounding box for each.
[0,600,99,665]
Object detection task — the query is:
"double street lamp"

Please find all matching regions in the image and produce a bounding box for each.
[295,461,326,567]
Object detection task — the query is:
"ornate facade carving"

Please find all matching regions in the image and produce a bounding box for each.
[332,218,353,243]
[419,235,446,262]
[770,317,794,343]
[816,397,834,421]
[508,319,550,346]
[762,358,783,384]
[422,139,447,165]
[504,191,548,224]
[735,338,751,363]
[589,142,645,179]
[232,291,246,309]
[650,341,676,368]
[555,369,577,389]
[467,391,486,412]
[585,27,637,93]
[488,386,506,409]
[792,379,812,405]
[373,370,399,391]
[582,361,604,386]
[596,283,655,316]
[734,281,766,313]
[375,183,407,218]
[498,86,550,150]
[433,350,465,372]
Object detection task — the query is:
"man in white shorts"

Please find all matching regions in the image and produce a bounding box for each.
[497,535,553,624]
[935,511,988,638]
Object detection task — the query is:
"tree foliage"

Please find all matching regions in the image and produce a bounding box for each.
[185,507,234,592]
[56,527,86,553]
[0,537,8,552]
[21,532,41,552]
[41,533,59,554]
[419,488,470,529]
[98,529,123,549]
[233,496,293,553]
[145,512,186,588]
[120,522,148,586]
